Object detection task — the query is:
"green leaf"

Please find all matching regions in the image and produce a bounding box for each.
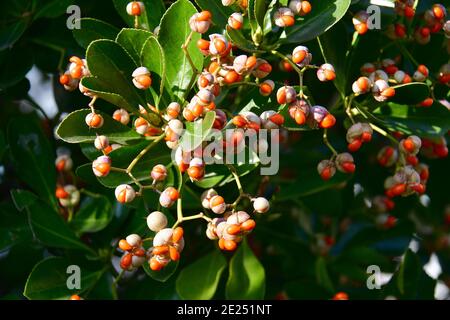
[226,27,264,53]
[373,101,450,137]
[24,257,104,300]
[80,77,136,112]
[85,39,145,113]
[71,195,113,233]
[56,109,141,144]
[73,18,119,49]
[0,20,27,50]
[277,171,350,200]
[389,82,430,105]
[254,0,266,29]
[158,0,202,100]
[195,0,233,27]
[143,259,179,282]
[7,117,57,209]
[176,251,227,300]
[0,46,33,90]
[317,21,348,94]
[383,249,436,299]
[113,0,165,31]
[0,202,33,251]
[140,35,167,101]
[116,28,152,65]
[180,111,216,152]
[195,159,259,189]
[315,257,335,293]
[226,239,265,299]
[25,199,95,254]
[10,189,37,211]
[80,140,168,189]
[281,0,351,44]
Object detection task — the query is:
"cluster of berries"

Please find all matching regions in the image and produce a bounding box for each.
[202,189,269,251]
[273,0,312,28]
[54,150,80,210]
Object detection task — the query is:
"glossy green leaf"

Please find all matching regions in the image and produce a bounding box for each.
[277,171,351,200]
[254,0,266,29]
[176,250,227,300]
[140,35,166,100]
[56,109,140,144]
[373,102,450,137]
[195,0,233,27]
[71,195,113,233]
[180,111,216,152]
[317,21,348,94]
[10,189,37,211]
[389,82,430,105]
[73,18,119,49]
[34,0,73,19]
[85,39,146,113]
[113,0,165,31]
[0,202,33,251]
[226,239,265,299]
[116,28,152,65]
[79,77,134,112]
[7,117,57,209]
[281,0,351,44]
[76,143,171,188]
[158,0,202,100]
[383,249,436,299]
[226,27,264,53]
[25,199,95,254]
[24,257,104,300]
[315,257,334,293]
[0,20,27,50]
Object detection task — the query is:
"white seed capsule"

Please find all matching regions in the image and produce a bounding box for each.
[201,189,218,209]
[253,197,270,213]
[210,195,226,214]
[226,211,250,225]
[151,164,167,182]
[126,1,145,16]
[94,135,109,150]
[132,67,152,90]
[228,12,243,30]
[147,211,168,232]
[126,234,142,247]
[55,154,73,171]
[58,185,80,207]
[165,102,181,120]
[168,119,184,136]
[260,110,278,129]
[85,112,104,128]
[92,155,111,177]
[115,184,136,204]
[153,228,174,247]
[113,109,130,125]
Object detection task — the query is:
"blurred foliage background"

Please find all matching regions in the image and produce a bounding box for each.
[0,0,449,300]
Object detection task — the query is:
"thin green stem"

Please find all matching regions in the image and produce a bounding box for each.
[126,135,165,173]
[369,123,399,145]
[67,207,74,222]
[323,129,338,157]
[226,81,260,89]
